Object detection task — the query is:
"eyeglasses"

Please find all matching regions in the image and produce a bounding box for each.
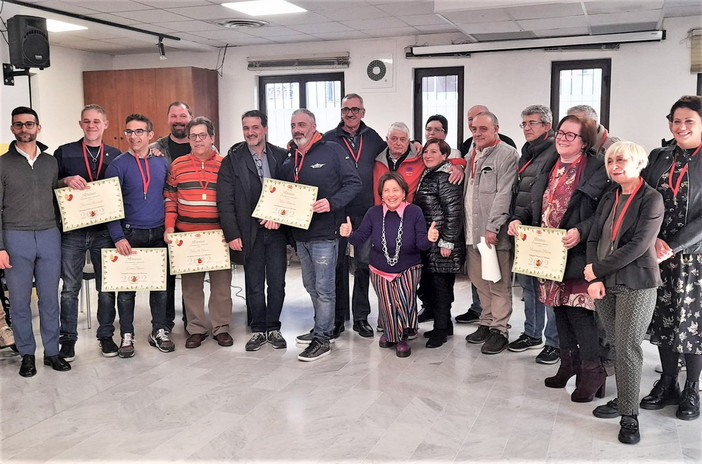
[425,127,445,133]
[124,129,149,136]
[341,107,363,114]
[519,121,545,129]
[188,133,209,141]
[12,121,37,129]
[555,130,582,142]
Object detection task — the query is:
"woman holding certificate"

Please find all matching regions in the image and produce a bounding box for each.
[509,115,610,402]
[584,141,664,444]
[164,117,233,349]
[639,95,702,423]
[340,172,439,357]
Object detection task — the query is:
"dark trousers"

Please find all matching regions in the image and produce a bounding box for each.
[423,271,456,337]
[245,228,287,333]
[554,305,599,362]
[116,227,168,336]
[335,214,371,323]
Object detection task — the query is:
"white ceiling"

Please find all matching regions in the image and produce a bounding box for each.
[3,0,701,55]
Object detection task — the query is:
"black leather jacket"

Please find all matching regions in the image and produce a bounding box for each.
[413,161,466,273]
[511,131,558,221]
[642,144,702,254]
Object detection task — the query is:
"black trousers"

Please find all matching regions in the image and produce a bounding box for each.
[423,271,456,337]
[554,305,599,362]
[335,214,371,323]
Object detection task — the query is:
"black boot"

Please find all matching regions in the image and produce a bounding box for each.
[676,380,700,421]
[545,349,579,388]
[571,360,606,403]
[640,374,681,410]
[618,415,640,444]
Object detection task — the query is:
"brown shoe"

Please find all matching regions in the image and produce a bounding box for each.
[185,333,208,349]
[214,332,234,347]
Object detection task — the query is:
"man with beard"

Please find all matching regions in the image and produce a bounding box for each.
[54,104,122,360]
[283,109,361,362]
[0,107,69,377]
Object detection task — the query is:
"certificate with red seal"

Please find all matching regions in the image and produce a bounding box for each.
[512,225,567,282]
[101,248,167,291]
[167,229,230,275]
[253,178,318,229]
[55,177,125,231]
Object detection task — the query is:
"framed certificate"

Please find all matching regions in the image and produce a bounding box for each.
[101,248,167,292]
[55,177,125,232]
[167,229,231,275]
[512,225,568,282]
[252,178,318,229]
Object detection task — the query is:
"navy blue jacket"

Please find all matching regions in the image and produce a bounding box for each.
[54,139,121,183]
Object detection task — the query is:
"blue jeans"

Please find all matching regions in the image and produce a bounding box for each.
[116,226,168,336]
[297,239,337,342]
[4,228,61,356]
[517,273,558,348]
[60,227,116,341]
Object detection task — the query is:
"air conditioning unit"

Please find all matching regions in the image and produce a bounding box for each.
[361,53,393,89]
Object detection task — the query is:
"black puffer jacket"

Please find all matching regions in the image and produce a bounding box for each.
[413,161,466,273]
[511,131,558,221]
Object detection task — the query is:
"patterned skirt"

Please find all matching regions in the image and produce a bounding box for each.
[649,253,702,354]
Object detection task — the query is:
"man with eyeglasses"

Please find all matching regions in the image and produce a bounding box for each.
[463,111,519,355]
[1,106,70,377]
[105,114,172,358]
[323,93,385,339]
[53,104,122,360]
[217,110,289,352]
[507,105,561,365]
[567,105,621,157]
[283,109,361,362]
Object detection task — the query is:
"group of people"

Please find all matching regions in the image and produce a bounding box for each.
[0,93,700,446]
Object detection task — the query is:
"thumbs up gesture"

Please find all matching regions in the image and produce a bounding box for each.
[339,216,353,237]
[427,221,439,242]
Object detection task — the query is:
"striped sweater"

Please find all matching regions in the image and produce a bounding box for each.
[164,151,223,232]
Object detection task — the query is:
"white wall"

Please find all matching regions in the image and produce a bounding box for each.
[1,15,699,153]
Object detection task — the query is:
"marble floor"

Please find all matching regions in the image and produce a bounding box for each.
[0,263,700,464]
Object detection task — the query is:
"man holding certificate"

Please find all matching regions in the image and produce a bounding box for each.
[283,109,362,362]
[164,117,233,349]
[105,114,172,358]
[54,104,122,360]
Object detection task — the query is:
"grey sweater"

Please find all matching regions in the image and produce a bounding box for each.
[0,141,58,250]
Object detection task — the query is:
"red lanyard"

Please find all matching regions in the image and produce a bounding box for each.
[518,158,533,175]
[134,154,151,200]
[470,139,500,178]
[610,177,644,249]
[188,153,214,199]
[293,149,305,183]
[669,144,702,198]
[342,136,363,167]
[546,155,584,205]
[81,142,104,182]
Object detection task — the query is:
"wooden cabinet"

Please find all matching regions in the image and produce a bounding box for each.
[83,67,219,152]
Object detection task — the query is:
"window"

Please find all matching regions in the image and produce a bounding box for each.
[258,73,344,147]
[551,59,611,128]
[413,67,464,150]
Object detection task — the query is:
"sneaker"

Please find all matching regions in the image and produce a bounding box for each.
[376,324,384,333]
[118,333,135,358]
[481,329,508,355]
[245,332,268,351]
[405,328,418,340]
[296,331,335,345]
[59,340,76,362]
[0,326,15,348]
[593,398,620,419]
[536,346,560,364]
[149,329,175,353]
[267,330,287,349]
[99,337,119,358]
[507,333,543,352]
[465,325,491,344]
[455,310,480,324]
[298,338,331,362]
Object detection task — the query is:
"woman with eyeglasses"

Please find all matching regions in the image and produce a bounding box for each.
[584,141,664,444]
[639,95,702,422]
[509,115,610,402]
[424,115,462,159]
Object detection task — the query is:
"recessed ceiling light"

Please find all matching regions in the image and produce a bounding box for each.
[222,0,306,16]
[46,19,87,32]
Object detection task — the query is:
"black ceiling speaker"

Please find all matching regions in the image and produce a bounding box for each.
[8,15,51,69]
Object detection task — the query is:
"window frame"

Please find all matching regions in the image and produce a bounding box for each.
[258,72,345,115]
[413,66,465,149]
[550,59,611,128]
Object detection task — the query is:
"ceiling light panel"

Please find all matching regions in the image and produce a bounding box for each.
[223,1,306,16]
